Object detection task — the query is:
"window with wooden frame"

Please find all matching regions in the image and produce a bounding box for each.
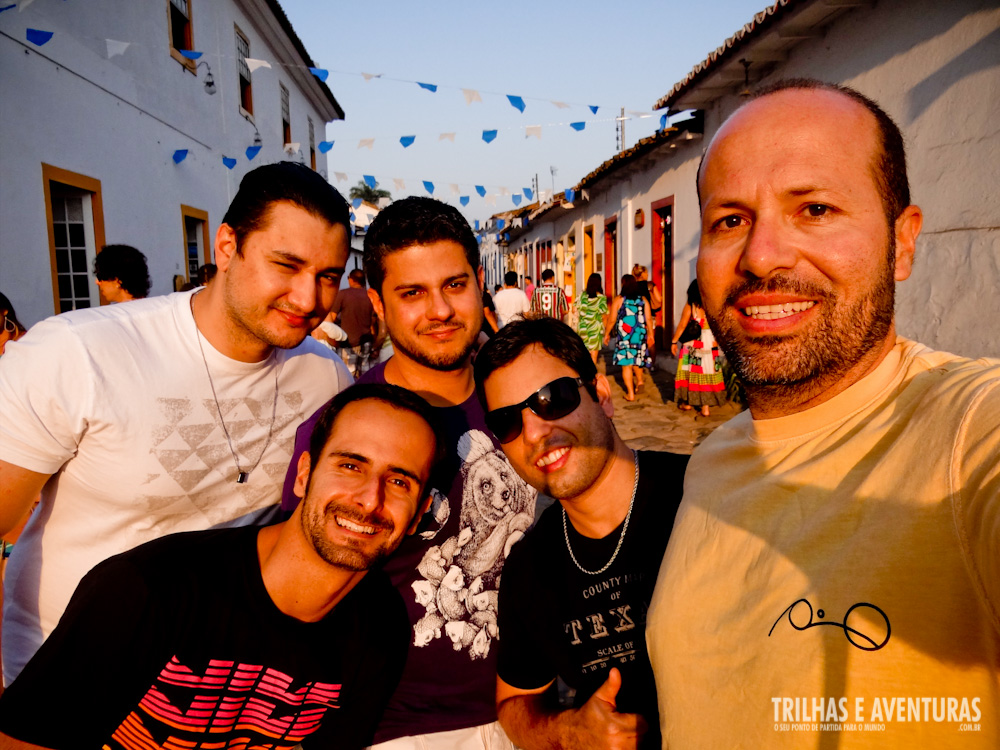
[235,26,253,116]
[308,117,316,170]
[180,205,209,282]
[167,0,195,71]
[280,84,291,146]
[41,164,106,314]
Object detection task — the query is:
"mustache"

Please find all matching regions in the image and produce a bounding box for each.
[418,321,467,335]
[325,504,395,532]
[723,275,833,308]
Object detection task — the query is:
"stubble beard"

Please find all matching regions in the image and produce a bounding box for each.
[533,411,616,501]
[711,235,897,394]
[390,307,484,372]
[221,263,313,353]
[301,498,398,572]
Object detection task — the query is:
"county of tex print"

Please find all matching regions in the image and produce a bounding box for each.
[411,430,536,660]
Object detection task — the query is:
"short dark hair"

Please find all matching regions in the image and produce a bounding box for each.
[586,273,603,298]
[197,263,217,286]
[348,268,367,287]
[308,383,446,477]
[697,78,910,224]
[541,269,555,282]
[364,197,479,294]
[525,275,533,282]
[504,271,519,287]
[223,161,350,253]
[474,318,598,407]
[685,278,703,307]
[93,245,151,298]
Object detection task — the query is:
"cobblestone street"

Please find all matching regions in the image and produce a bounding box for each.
[602,350,744,455]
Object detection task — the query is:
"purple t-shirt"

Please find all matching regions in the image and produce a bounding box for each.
[280,362,537,741]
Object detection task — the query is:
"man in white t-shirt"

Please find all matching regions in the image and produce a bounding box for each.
[0,161,353,685]
[647,80,999,748]
[492,271,530,328]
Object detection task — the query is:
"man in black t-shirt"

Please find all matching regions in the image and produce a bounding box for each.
[474,318,688,750]
[0,385,444,750]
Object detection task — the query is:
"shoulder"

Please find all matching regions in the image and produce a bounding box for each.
[282,335,349,379]
[897,339,1000,417]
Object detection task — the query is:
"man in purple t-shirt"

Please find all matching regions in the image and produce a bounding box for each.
[282,197,535,750]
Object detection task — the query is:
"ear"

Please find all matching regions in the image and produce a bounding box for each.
[477,266,486,292]
[892,205,922,282]
[594,374,615,419]
[367,287,385,320]
[408,492,434,536]
[292,451,312,500]
[214,223,238,273]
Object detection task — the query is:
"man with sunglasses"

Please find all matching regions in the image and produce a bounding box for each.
[281,197,536,750]
[474,318,688,750]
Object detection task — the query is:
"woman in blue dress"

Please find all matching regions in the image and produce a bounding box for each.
[604,274,653,401]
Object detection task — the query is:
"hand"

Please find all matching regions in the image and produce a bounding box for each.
[566,668,648,750]
[671,342,678,357]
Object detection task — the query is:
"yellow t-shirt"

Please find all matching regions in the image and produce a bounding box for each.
[647,338,1000,748]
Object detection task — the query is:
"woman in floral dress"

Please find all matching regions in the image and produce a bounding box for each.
[604,274,652,401]
[576,273,609,363]
[671,279,727,416]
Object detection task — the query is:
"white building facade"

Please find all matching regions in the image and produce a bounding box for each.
[1,0,343,326]
[493,0,1000,358]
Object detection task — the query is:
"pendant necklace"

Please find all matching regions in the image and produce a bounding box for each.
[562,450,639,575]
[191,294,279,484]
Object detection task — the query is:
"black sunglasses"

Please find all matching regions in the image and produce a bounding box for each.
[485,376,587,444]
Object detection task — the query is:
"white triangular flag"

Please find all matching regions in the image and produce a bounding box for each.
[18,0,37,11]
[393,178,406,191]
[361,72,382,81]
[439,133,456,142]
[485,194,497,206]
[513,218,523,228]
[539,190,552,202]
[335,172,348,183]
[105,39,130,58]
[525,125,542,139]
[500,187,509,196]
[462,89,482,105]
[284,142,300,154]
[450,184,460,196]
[246,58,271,73]
[358,138,375,150]
[378,197,392,208]
[552,101,570,109]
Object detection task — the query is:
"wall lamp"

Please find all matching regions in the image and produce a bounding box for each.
[196,60,216,95]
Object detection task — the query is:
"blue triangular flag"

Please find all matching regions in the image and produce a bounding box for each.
[423,181,435,195]
[350,212,356,222]
[0,5,16,13]
[570,122,586,131]
[363,175,377,189]
[179,49,202,60]
[309,67,329,81]
[475,186,486,197]
[503,233,510,241]
[589,105,599,115]
[474,220,480,231]
[482,130,498,144]
[523,188,533,200]
[498,220,507,230]
[26,29,54,46]
[659,113,668,131]
[318,141,334,153]
[352,198,362,208]
[460,196,470,206]
[512,195,522,206]
[565,189,576,203]
[400,135,416,148]
[507,95,526,113]
[222,156,237,170]
[172,149,188,164]
[246,145,261,160]
[417,82,437,92]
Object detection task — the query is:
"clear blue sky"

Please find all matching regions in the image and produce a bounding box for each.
[279,0,768,223]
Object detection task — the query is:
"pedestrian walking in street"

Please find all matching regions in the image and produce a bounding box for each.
[605,274,653,401]
[576,272,609,364]
[671,279,726,416]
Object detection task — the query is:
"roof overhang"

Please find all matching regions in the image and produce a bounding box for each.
[653,0,867,113]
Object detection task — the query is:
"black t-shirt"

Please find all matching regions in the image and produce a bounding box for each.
[0,526,409,749]
[497,450,688,747]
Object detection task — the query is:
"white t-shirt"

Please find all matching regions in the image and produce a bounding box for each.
[0,291,350,683]
[493,287,530,328]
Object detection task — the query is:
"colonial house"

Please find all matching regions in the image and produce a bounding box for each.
[1,0,344,325]
[491,0,1000,358]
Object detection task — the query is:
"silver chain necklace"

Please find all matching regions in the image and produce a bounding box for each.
[562,450,639,575]
[191,294,279,484]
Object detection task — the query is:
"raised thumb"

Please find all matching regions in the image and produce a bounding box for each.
[593,667,622,708]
